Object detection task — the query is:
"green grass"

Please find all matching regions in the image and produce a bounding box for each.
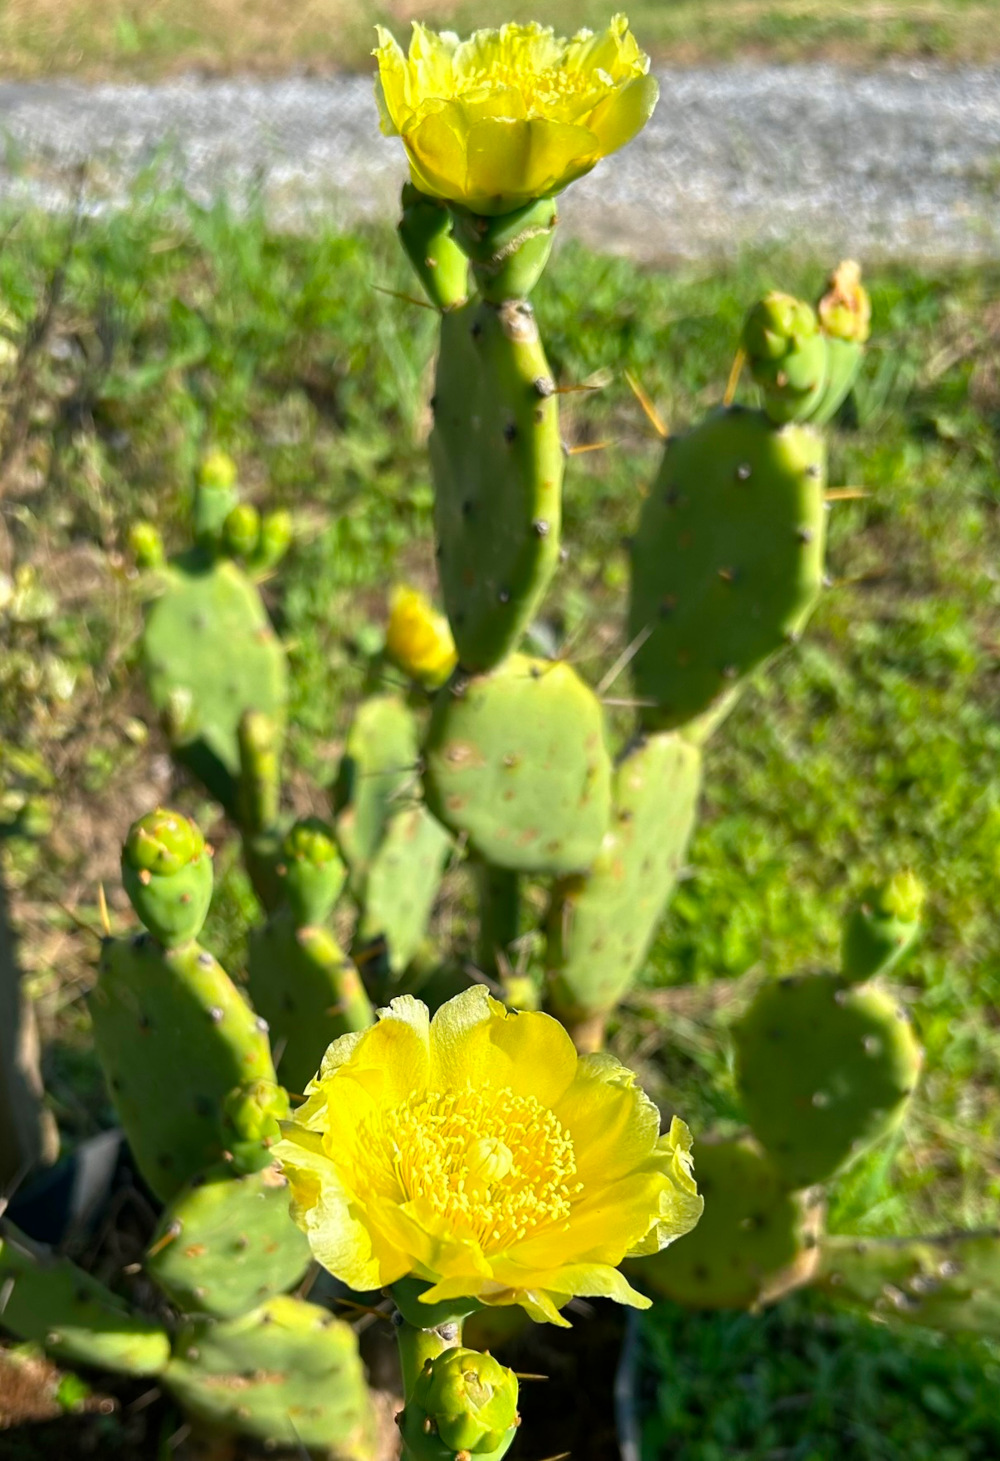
[0,0,996,79]
[2,187,1000,1450]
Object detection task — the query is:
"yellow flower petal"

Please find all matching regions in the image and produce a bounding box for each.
[372,15,658,213]
[554,1051,661,1183]
[429,985,578,1107]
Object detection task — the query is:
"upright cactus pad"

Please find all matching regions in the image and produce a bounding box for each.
[841,872,924,984]
[632,1137,821,1310]
[430,298,563,671]
[358,803,452,975]
[141,551,287,812]
[0,1229,171,1377]
[817,1230,1000,1335]
[332,693,419,895]
[629,407,826,730]
[121,807,213,948]
[734,972,923,1190]
[424,655,612,875]
[146,1163,310,1319]
[248,915,373,1095]
[546,732,701,1023]
[165,1295,376,1455]
[90,933,274,1201]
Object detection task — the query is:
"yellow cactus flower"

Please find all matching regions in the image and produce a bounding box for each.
[373,15,659,216]
[385,585,457,687]
[274,986,702,1326]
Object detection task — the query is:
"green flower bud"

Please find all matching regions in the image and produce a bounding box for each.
[121,808,213,947]
[194,451,239,548]
[222,502,261,561]
[252,509,294,573]
[841,871,925,984]
[128,521,165,570]
[402,1348,519,1460]
[399,184,470,312]
[276,817,346,927]
[741,291,829,425]
[449,197,558,303]
[222,1078,290,1172]
[199,449,238,491]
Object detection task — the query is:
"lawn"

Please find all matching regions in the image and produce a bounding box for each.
[0,0,996,79]
[1,187,1000,1452]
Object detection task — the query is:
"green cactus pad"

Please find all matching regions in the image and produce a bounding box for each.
[332,693,420,897]
[424,655,612,876]
[430,298,563,671]
[358,804,452,974]
[248,913,373,1095]
[141,551,287,813]
[194,449,239,549]
[547,732,702,1022]
[398,183,469,311]
[146,1163,310,1319]
[817,1230,1000,1335]
[90,934,274,1201]
[121,807,214,948]
[630,1137,821,1310]
[275,817,347,927]
[165,1295,375,1454]
[734,972,923,1189]
[629,407,826,730]
[0,1228,171,1376]
[841,872,925,984]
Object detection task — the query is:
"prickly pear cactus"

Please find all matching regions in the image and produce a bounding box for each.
[0,1228,171,1376]
[141,551,287,812]
[120,807,213,948]
[742,293,829,425]
[399,1346,520,1461]
[546,732,701,1026]
[430,299,563,671]
[632,1137,822,1310]
[816,1230,1000,1335]
[734,972,923,1190]
[357,803,452,975]
[841,871,924,984]
[424,655,612,875]
[332,693,420,895]
[165,1295,376,1455]
[146,1162,310,1319]
[628,406,826,730]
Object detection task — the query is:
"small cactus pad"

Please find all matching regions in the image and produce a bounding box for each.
[248,913,373,1095]
[817,1230,1000,1336]
[430,298,563,671]
[398,183,469,311]
[194,449,239,548]
[90,934,274,1202]
[358,804,452,974]
[841,872,925,984]
[547,732,702,1022]
[164,1295,376,1454]
[121,807,213,947]
[734,972,923,1189]
[742,292,828,425]
[424,655,612,875]
[628,407,826,730]
[0,1228,171,1376]
[631,1137,822,1310]
[237,708,282,840]
[146,1163,310,1319]
[275,817,347,928]
[332,693,419,895]
[141,551,287,812]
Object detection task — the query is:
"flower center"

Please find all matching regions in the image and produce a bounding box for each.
[462,58,607,116]
[368,1086,580,1252]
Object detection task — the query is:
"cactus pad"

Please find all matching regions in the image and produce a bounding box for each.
[146,1163,310,1319]
[358,804,452,974]
[632,1137,822,1310]
[165,1295,375,1454]
[841,872,924,984]
[0,1229,170,1376]
[430,298,563,671]
[817,1230,1000,1335]
[90,933,274,1201]
[141,551,287,812]
[547,732,701,1022]
[424,655,612,875]
[628,407,826,730]
[248,914,373,1095]
[734,972,923,1189]
[332,693,419,896]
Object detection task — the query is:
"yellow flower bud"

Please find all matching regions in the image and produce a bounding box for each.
[385,586,457,688]
[373,15,659,216]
